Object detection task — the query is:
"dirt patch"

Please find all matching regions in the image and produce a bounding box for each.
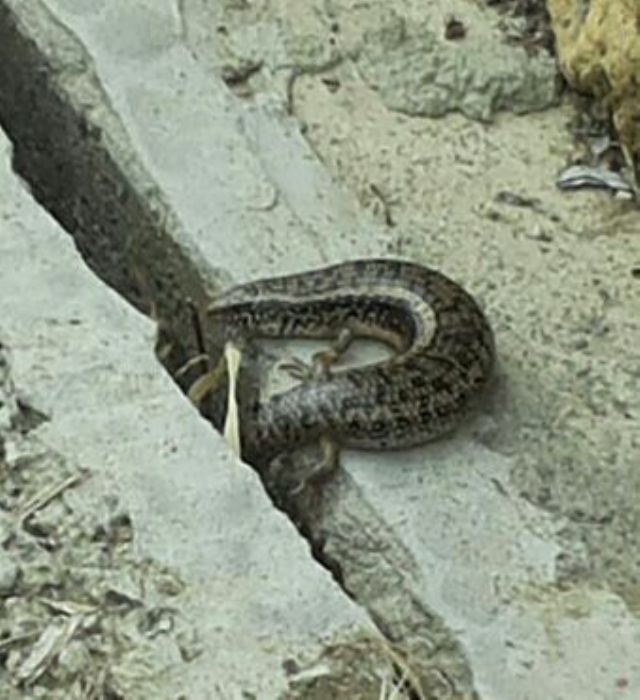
[0,350,200,698]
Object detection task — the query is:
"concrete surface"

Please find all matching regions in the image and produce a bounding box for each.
[181,0,558,121]
[0,94,376,700]
[1,0,640,698]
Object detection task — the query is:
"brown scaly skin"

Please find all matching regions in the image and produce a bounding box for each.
[207,259,495,464]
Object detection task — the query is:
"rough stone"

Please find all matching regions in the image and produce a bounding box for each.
[357,11,558,121]
[0,91,375,700]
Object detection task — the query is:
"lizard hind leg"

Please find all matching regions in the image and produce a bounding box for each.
[290,435,341,495]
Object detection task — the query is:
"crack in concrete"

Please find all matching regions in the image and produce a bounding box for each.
[0,3,480,696]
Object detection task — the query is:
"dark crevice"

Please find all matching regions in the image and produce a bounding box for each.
[0,6,145,310]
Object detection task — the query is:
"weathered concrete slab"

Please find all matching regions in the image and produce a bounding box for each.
[42,0,387,280]
[0,126,376,696]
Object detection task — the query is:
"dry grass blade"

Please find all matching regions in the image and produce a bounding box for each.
[374,639,426,700]
[186,355,227,405]
[186,342,242,456]
[175,353,211,378]
[223,342,242,457]
[38,597,98,617]
[387,667,410,700]
[13,614,84,685]
[17,470,88,526]
[0,631,39,653]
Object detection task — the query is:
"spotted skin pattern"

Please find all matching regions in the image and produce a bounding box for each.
[207,259,495,462]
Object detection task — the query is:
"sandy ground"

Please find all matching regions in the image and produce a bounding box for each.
[204,0,640,610]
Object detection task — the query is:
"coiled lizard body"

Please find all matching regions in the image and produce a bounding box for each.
[207,259,494,465]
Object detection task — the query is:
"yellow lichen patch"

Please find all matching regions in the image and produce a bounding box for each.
[548,0,640,174]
